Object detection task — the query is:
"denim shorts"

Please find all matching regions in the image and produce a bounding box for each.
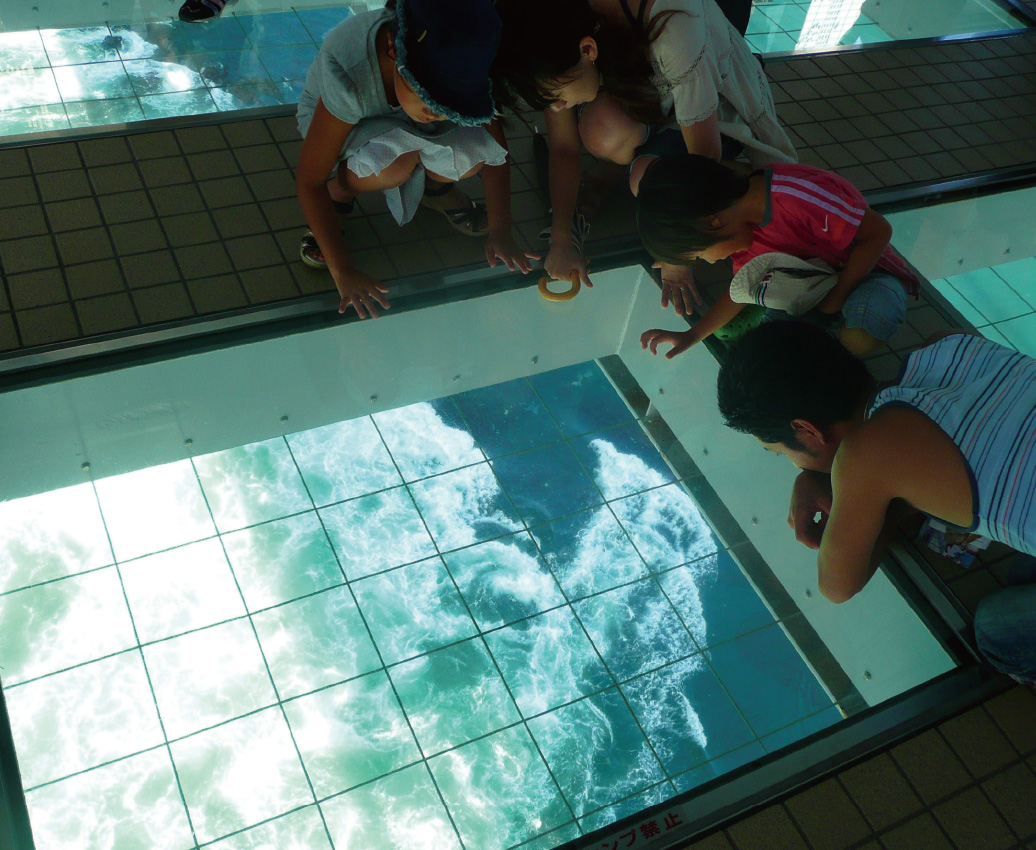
[841,272,908,342]
[762,271,908,341]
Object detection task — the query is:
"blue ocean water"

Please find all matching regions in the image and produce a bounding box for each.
[0,360,841,850]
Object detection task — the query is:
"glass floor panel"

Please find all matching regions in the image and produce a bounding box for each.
[4,358,851,850]
[887,183,1036,356]
[0,0,1027,141]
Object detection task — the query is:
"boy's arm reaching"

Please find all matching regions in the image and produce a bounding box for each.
[641,289,745,358]
[816,208,893,315]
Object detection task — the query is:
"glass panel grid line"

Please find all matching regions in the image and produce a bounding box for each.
[0,361,843,849]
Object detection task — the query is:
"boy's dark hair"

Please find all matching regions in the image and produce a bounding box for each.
[636,154,752,265]
[492,0,668,124]
[717,321,873,446]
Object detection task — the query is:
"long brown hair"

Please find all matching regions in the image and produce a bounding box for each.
[492,0,677,124]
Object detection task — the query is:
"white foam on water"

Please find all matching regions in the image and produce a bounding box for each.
[0,482,113,593]
[410,464,522,551]
[373,402,485,481]
[25,748,194,850]
[287,417,402,506]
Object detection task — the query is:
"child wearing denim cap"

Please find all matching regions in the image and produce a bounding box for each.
[296,0,537,318]
[636,154,917,358]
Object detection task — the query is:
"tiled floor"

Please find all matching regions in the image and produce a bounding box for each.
[931,257,1036,356]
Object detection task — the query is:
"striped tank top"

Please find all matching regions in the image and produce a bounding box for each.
[868,333,1036,555]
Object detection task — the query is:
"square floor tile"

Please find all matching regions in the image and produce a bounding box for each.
[6,651,164,788]
[0,30,48,73]
[529,361,633,437]
[285,671,421,798]
[993,256,1036,307]
[993,312,1036,358]
[528,688,665,817]
[623,655,756,776]
[930,279,987,327]
[172,707,312,844]
[193,437,312,531]
[373,398,485,481]
[492,442,602,526]
[253,585,380,699]
[66,95,146,128]
[94,460,216,561]
[144,619,276,739]
[575,578,697,682]
[40,27,118,66]
[0,567,135,685]
[53,62,135,102]
[140,89,218,120]
[351,557,476,664]
[237,12,313,47]
[611,484,720,571]
[946,267,1031,323]
[391,638,519,755]
[320,763,461,850]
[578,782,674,833]
[453,378,562,458]
[706,623,833,737]
[659,551,776,651]
[297,6,355,42]
[532,507,649,600]
[443,532,565,630]
[119,538,245,643]
[26,748,192,850]
[485,607,611,716]
[672,740,767,793]
[0,482,112,593]
[571,421,676,500]
[408,463,523,552]
[431,725,570,850]
[222,512,343,611]
[286,416,402,506]
[207,806,332,850]
[320,487,436,580]
[256,44,318,83]
[760,705,842,752]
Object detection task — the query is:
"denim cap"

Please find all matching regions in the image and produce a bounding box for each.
[393,0,501,126]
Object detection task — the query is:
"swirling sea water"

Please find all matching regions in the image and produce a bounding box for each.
[0,362,836,850]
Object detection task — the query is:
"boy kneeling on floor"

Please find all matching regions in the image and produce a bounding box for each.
[635,154,917,358]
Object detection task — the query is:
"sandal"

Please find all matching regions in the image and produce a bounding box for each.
[420,181,489,237]
[538,210,591,255]
[178,0,226,22]
[299,232,327,269]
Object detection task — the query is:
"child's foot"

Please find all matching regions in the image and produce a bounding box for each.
[178,0,226,22]
[420,182,488,237]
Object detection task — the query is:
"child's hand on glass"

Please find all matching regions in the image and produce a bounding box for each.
[655,261,702,316]
[485,229,540,273]
[545,243,593,288]
[640,328,697,359]
[335,268,390,319]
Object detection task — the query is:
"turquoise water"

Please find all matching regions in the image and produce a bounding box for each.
[0,360,839,850]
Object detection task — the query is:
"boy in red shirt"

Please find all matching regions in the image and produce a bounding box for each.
[635,154,917,357]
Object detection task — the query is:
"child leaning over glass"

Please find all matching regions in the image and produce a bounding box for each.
[295,0,537,318]
[637,155,917,358]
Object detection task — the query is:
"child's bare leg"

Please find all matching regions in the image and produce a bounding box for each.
[423,162,488,236]
[839,326,883,356]
[340,150,422,195]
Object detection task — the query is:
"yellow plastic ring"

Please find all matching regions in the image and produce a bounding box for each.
[538,272,581,302]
